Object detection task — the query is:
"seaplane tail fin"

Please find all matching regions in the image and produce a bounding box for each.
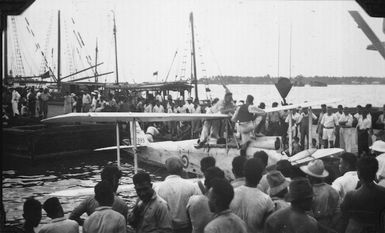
[135,122,150,146]
[348,10,385,60]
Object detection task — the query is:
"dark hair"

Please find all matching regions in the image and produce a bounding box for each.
[204,167,225,189]
[94,181,114,206]
[23,198,41,216]
[276,160,293,178]
[101,165,122,182]
[232,156,247,178]
[133,172,151,185]
[244,158,264,185]
[253,151,268,167]
[357,157,378,182]
[201,157,216,173]
[210,178,234,209]
[246,95,254,103]
[321,104,326,108]
[272,102,278,107]
[338,105,343,109]
[340,153,357,170]
[43,197,63,216]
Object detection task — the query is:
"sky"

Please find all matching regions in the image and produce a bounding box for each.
[5,0,385,83]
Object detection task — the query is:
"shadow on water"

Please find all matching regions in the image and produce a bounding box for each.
[2,151,168,228]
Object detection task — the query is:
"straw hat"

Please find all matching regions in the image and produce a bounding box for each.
[300,159,329,178]
[287,178,313,202]
[370,140,385,153]
[267,171,290,196]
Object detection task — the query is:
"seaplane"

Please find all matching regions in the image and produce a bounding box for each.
[43,98,343,181]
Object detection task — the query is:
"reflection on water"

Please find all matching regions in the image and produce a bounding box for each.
[2,152,167,229]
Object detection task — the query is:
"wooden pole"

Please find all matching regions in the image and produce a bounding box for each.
[288,110,292,155]
[57,10,61,89]
[116,123,121,167]
[308,107,313,149]
[112,11,119,84]
[190,12,198,101]
[133,119,138,174]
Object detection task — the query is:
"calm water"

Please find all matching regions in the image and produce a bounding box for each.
[2,152,167,230]
[195,84,385,107]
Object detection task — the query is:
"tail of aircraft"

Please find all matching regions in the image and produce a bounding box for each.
[132,122,150,146]
[349,10,385,60]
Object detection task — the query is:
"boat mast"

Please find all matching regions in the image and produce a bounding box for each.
[4,16,8,82]
[190,12,198,101]
[289,23,292,79]
[112,11,119,84]
[95,38,98,82]
[57,10,61,89]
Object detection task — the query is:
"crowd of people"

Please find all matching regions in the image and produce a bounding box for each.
[2,86,52,121]
[4,141,385,233]
[3,85,384,156]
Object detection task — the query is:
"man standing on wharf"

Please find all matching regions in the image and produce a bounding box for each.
[128,172,172,233]
[83,181,126,233]
[69,165,128,225]
[155,157,200,233]
[320,106,338,148]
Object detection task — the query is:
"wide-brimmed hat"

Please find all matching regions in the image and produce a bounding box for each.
[300,159,329,178]
[370,140,385,153]
[267,171,290,196]
[287,178,313,202]
[186,97,193,101]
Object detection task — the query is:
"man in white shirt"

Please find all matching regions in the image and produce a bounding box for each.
[356,109,372,156]
[338,107,354,152]
[285,108,301,140]
[155,157,200,232]
[39,197,78,233]
[376,104,385,130]
[370,140,385,187]
[317,104,327,148]
[183,97,194,113]
[11,88,21,116]
[83,181,126,233]
[298,108,317,149]
[321,106,338,148]
[332,153,359,198]
[230,158,274,233]
[82,91,91,112]
[153,101,165,113]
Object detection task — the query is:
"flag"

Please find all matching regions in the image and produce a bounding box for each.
[153,71,158,76]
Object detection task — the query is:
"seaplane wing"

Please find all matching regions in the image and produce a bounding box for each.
[349,10,385,60]
[42,112,230,123]
[251,98,341,114]
[290,148,344,166]
[94,145,146,151]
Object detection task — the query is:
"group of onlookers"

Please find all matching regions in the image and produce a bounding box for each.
[2,86,51,121]
[5,138,385,233]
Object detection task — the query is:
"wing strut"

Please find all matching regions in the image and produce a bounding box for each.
[116,123,121,167]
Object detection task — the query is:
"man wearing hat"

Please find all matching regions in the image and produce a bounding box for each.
[183,97,194,113]
[155,157,200,233]
[300,159,340,231]
[266,171,290,212]
[370,140,385,187]
[264,178,318,233]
